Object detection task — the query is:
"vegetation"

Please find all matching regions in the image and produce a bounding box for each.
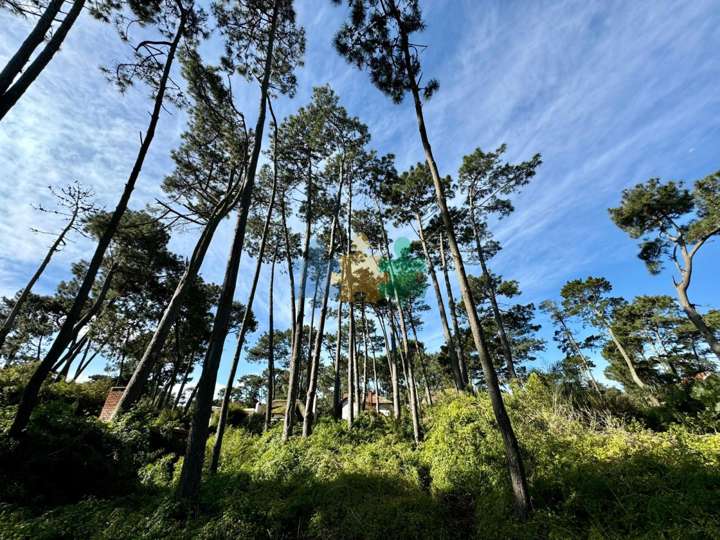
[0,0,718,537]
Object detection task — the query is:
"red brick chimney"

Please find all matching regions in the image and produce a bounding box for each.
[99,386,126,422]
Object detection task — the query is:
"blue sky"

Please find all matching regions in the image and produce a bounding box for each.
[1,0,719,390]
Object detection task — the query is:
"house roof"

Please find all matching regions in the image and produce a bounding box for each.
[341,391,392,406]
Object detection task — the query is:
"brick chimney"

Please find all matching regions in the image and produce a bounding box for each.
[99,386,126,422]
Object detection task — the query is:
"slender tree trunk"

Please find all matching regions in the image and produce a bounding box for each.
[174,358,194,409]
[177,3,278,502]
[280,197,297,347]
[557,315,600,393]
[60,335,91,380]
[9,12,186,439]
[282,158,314,441]
[601,313,648,390]
[416,216,462,389]
[304,175,344,435]
[332,300,343,419]
[470,207,517,380]
[265,254,276,431]
[362,305,380,413]
[439,235,468,387]
[210,162,278,473]
[113,211,226,417]
[392,15,531,516]
[675,256,720,360]
[301,267,321,395]
[0,0,86,121]
[0,0,64,96]
[183,383,198,413]
[408,312,432,406]
[72,342,104,381]
[377,310,400,418]
[360,302,369,408]
[0,205,79,351]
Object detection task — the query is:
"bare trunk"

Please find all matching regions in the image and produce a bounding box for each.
[393,16,530,515]
[557,315,600,393]
[0,0,86,121]
[281,197,297,347]
[332,300,343,419]
[9,11,186,439]
[439,235,468,387]
[265,255,276,431]
[675,268,720,360]
[177,3,278,501]
[282,157,314,441]
[376,310,399,418]
[0,0,64,95]
[470,207,517,379]
[408,312,432,406]
[210,154,278,472]
[416,215,462,389]
[304,174,344,435]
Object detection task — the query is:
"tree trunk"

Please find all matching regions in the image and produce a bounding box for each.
[558,315,600,393]
[210,161,278,473]
[265,254,276,431]
[8,11,186,439]
[0,0,86,121]
[282,157,313,441]
[174,357,194,409]
[177,2,278,502]
[376,310,399,418]
[0,198,78,351]
[280,197,297,347]
[304,174,344,436]
[470,206,517,380]
[439,235,468,387]
[675,264,720,360]
[416,215,462,389]
[393,14,531,516]
[332,300,343,419]
[0,0,64,96]
[113,211,224,417]
[408,312,432,406]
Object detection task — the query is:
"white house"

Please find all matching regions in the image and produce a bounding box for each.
[341,391,393,420]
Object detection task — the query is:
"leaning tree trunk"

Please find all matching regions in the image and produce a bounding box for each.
[675,248,720,360]
[282,159,313,441]
[439,235,469,387]
[0,185,79,351]
[210,161,278,472]
[265,254,276,431]
[177,2,279,502]
[304,173,344,436]
[408,312,433,406]
[8,11,186,439]
[470,206,517,380]
[280,197,297,347]
[394,18,531,517]
[0,0,86,121]
[416,215,462,389]
[558,315,600,393]
[0,0,64,96]
[113,210,226,418]
[332,300,343,419]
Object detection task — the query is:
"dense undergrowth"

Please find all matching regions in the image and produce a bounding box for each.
[1,369,719,539]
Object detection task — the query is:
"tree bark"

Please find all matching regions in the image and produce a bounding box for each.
[0,0,64,96]
[376,309,400,418]
[177,2,278,502]
[9,10,186,439]
[0,0,86,121]
[391,8,530,515]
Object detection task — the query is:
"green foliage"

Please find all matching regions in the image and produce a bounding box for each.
[3,378,720,538]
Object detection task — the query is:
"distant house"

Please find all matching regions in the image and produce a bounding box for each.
[254,399,305,419]
[341,391,392,420]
